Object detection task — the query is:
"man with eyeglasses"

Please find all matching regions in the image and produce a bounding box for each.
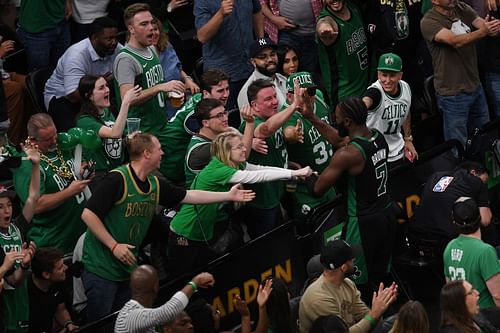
[184,98,251,188]
[237,37,287,109]
[443,197,500,324]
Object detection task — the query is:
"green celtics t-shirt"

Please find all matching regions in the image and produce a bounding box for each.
[13,150,87,254]
[240,117,287,209]
[82,165,159,281]
[76,109,124,171]
[443,235,500,309]
[0,222,29,332]
[170,158,237,241]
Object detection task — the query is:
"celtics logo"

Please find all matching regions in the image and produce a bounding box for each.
[103,120,122,159]
[385,57,394,66]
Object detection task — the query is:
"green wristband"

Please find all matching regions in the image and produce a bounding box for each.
[364,314,377,327]
[188,281,198,292]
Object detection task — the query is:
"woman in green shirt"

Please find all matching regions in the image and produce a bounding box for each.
[169,115,313,276]
[75,75,140,175]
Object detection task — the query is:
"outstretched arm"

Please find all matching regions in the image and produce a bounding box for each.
[182,184,255,204]
[21,142,40,222]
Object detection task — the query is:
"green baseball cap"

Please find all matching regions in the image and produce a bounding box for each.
[286,71,316,91]
[377,53,402,72]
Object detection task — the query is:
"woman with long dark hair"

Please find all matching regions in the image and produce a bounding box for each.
[277,44,299,78]
[391,300,429,333]
[440,280,480,333]
[266,278,296,333]
[76,75,140,174]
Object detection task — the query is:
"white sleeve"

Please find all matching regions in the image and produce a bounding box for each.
[114,292,189,333]
[229,163,292,184]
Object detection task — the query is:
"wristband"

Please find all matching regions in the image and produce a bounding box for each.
[364,314,377,327]
[20,264,30,270]
[188,281,198,292]
[111,243,118,254]
[404,135,413,142]
[64,320,73,328]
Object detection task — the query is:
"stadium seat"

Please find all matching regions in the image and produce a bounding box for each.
[25,66,53,113]
[191,57,204,86]
[422,75,438,116]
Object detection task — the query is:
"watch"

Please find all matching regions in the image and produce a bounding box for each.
[404,135,413,142]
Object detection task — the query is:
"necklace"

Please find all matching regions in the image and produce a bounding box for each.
[40,146,74,180]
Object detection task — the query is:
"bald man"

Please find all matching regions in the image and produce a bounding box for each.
[114,266,214,333]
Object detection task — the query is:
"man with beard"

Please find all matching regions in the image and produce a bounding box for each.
[303,97,397,293]
[237,37,287,109]
[113,3,185,178]
[316,0,371,107]
[13,113,90,254]
[44,16,122,132]
[299,240,398,333]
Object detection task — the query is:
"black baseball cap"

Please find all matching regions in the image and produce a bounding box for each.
[0,184,15,200]
[320,240,360,270]
[249,37,278,58]
[452,197,480,226]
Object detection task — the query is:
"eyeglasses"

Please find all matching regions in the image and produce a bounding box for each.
[465,288,477,296]
[208,110,229,119]
[254,51,277,60]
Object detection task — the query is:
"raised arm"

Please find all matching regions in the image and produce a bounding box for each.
[99,85,141,139]
[21,142,40,222]
[240,105,255,158]
[196,0,234,43]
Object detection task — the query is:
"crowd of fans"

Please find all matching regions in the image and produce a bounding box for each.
[0,0,499,332]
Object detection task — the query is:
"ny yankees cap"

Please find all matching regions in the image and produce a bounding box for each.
[377,53,402,72]
[286,71,316,91]
[452,196,480,226]
[249,37,278,58]
[320,240,361,270]
[0,184,15,199]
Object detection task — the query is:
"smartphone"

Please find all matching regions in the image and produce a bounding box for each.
[82,161,96,180]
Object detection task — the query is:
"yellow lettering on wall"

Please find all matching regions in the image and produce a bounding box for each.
[275,259,292,282]
[405,194,420,218]
[227,287,241,314]
[243,279,259,304]
[261,269,272,282]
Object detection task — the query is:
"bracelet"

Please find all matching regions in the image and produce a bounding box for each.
[364,314,377,327]
[111,243,118,254]
[64,320,74,329]
[188,281,198,292]
[404,135,413,142]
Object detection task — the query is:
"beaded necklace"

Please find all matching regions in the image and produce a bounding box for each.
[40,146,74,180]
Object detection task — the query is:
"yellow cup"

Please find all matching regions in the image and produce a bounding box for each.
[169,91,184,108]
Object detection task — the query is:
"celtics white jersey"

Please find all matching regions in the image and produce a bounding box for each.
[366,80,411,162]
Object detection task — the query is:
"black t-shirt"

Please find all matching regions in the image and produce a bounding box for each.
[410,169,489,238]
[86,165,187,221]
[27,275,64,333]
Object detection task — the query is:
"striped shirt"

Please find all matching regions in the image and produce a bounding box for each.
[114,291,189,333]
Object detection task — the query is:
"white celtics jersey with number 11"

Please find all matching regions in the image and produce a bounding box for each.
[366,80,411,162]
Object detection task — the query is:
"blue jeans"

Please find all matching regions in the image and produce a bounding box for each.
[278,31,319,76]
[17,19,70,71]
[435,84,490,148]
[81,270,131,323]
[484,72,500,118]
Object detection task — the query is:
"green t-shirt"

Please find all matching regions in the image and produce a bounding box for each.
[76,109,124,171]
[317,3,371,104]
[82,165,159,281]
[443,235,500,309]
[170,158,237,241]
[161,93,202,181]
[240,117,287,209]
[19,0,66,33]
[0,223,29,332]
[282,94,336,222]
[13,150,87,254]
